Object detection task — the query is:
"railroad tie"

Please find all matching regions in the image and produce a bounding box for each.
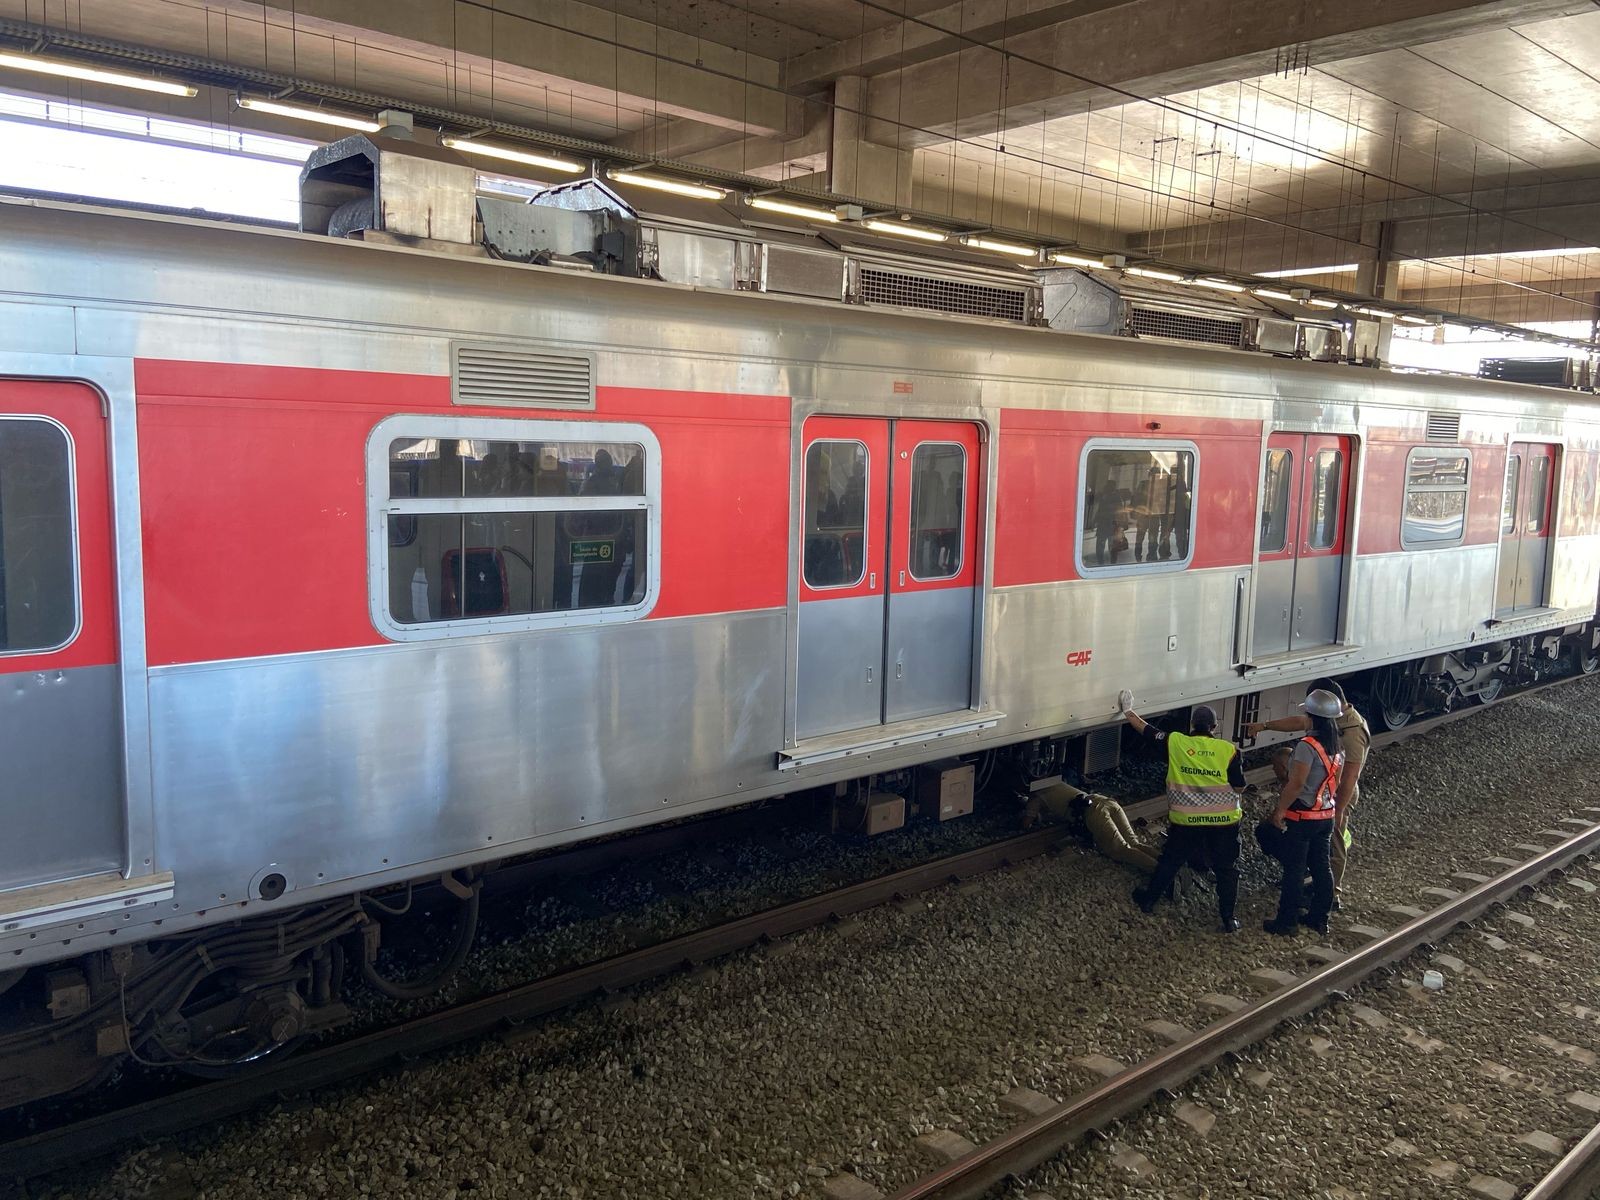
[1464,1175,1518,1200]
[1516,1130,1567,1158]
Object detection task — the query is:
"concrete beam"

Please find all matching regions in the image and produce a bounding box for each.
[850,0,1588,149]
[788,0,1135,88]
[1127,174,1600,274]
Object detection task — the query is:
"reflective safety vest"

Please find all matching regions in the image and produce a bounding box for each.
[1165,731,1242,826]
[1285,736,1344,821]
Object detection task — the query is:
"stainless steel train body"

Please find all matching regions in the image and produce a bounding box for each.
[1,193,1598,991]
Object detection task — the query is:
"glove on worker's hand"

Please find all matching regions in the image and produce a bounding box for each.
[1117,688,1134,714]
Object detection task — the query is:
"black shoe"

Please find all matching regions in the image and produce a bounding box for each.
[1330,896,1342,913]
[1131,886,1157,914]
[1297,914,1328,935]
[1219,918,1240,934]
[1262,920,1297,936]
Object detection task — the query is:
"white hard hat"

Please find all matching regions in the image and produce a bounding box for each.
[1301,689,1344,718]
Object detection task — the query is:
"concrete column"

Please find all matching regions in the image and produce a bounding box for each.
[1351,219,1399,364]
[829,76,914,208]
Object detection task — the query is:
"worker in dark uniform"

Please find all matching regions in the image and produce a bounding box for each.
[1118,690,1246,933]
[1261,689,1346,936]
[1059,784,1159,874]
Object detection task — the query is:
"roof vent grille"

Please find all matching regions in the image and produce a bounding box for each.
[1424,411,1461,442]
[858,267,1028,322]
[1129,305,1245,348]
[452,343,595,410]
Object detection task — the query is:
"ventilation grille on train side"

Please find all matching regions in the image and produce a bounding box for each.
[858,267,1029,322]
[452,343,596,410]
[1424,411,1461,442]
[1128,305,1246,347]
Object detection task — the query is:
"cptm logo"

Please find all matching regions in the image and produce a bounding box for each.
[1065,649,1093,667]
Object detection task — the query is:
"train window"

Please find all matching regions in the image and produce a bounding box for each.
[803,440,868,589]
[1259,449,1293,553]
[1527,454,1551,535]
[908,442,965,581]
[1077,441,1198,574]
[0,418,77,654]
[369,417,659,639]
[1401,448,1471,549]
[1501,455,1520,536]
[1308,449,1343,550]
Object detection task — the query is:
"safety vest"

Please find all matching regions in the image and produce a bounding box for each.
[1165,731,1242,826]
[1285,736,1344,821]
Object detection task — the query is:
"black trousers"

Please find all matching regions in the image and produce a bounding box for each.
[1147,822,1239,923]
[1270,819,1335,927]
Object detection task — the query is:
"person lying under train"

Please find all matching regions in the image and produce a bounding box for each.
[1243,677,1370,900]
[1050,783,1159,875]
[1116,691,1246,934]
[1258,689,1347,936]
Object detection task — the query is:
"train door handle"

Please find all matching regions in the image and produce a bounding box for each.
[895,662,904,679]
[869,572,877,589]
[867,666,873,684]
[898,570,906,586]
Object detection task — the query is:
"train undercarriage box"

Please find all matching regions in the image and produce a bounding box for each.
[916,759,976,822]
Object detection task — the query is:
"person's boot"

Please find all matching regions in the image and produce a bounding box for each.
[1218,916,1240,933]
[1131,884,1157,914]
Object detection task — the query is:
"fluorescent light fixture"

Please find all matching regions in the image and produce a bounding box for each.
[1394,313,1434,325]
[1189,277,1244,292]
[1488,245,1600,260]
[235,97,379,132]
[1049,252,1105,270]
[863,218,948,242]
[0,50,198,98]
[608,170,725,200]
[1305,297,1340,309]
[962,236,1037,257]
[441,137,584,174]
[1349,305,1393,319]
[1259,263,1359,278]
[748,196,839,223]
[1251,287,1297,301]
[1125,265,1184,282]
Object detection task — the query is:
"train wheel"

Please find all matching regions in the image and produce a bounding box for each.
[1580,645,1600,675]
[1375,699,1413,731]
[1470,675,1505,706]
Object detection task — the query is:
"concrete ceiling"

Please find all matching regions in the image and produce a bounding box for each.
[1,0,1598,323]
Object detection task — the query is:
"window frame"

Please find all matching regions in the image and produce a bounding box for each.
[1399,445,1472,551]
[0,414,82,658]
[801,437,870,591]
[1074,437,1201,579]
[366,414,661,641]
[1526,453,1551,536]
[1259,447,1294,555]
[1501,452,1521,537]
[906,439,967,583]
[1307,447,1343,551]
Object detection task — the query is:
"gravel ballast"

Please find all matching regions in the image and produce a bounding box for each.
[31,674,1600,1200]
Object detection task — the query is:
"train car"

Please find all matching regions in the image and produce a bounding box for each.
[0,133,1598,1104]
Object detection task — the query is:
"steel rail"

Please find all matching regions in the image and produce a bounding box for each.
[886,820,1600,1200]
[1523,1120,1600,1200]
[0,826,1068,1182]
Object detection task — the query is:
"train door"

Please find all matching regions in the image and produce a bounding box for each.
[796,417,979,740]
[0,382,125,893]
[1496,442,1556,613]
[1291,434,1350,651]
[1252,433,1351,656]
[1252,434,1301,655]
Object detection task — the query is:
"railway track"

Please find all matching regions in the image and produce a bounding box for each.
[0,670,1584,1187]
[1525,1118,1600,1200]
[855,814,1600,1200]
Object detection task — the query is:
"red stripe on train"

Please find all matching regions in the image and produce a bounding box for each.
[135,360,790,666]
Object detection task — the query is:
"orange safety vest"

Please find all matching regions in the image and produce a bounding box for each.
[1285,736,1343,821]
